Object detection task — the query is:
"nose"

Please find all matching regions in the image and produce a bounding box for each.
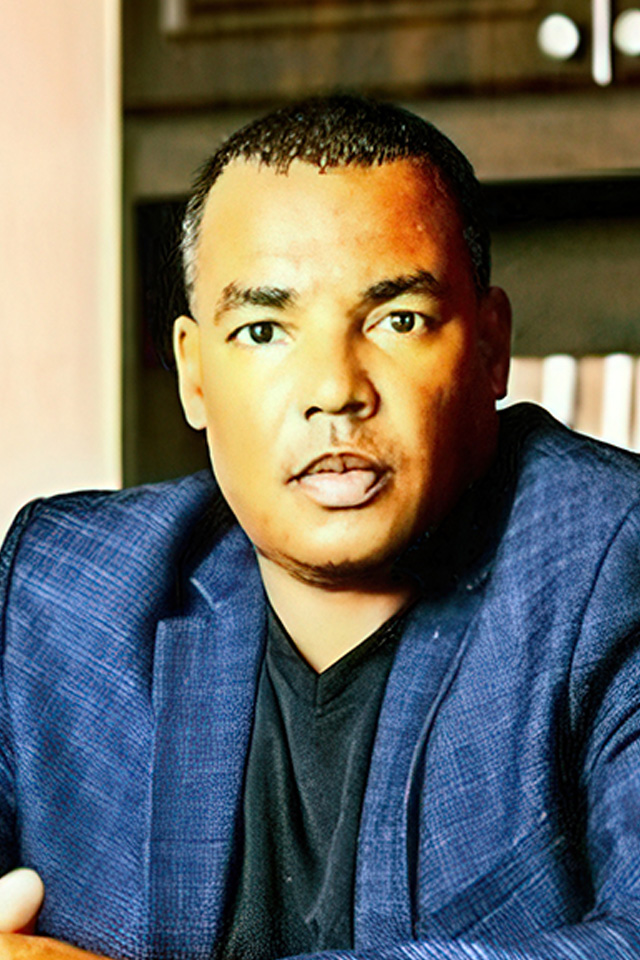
[302,336,379,421]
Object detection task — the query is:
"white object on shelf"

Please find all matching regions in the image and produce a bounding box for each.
[542,355,578,426]
[601,354,634,448]
[537,13,581,60]
[592,0,613,85]
[613,8,640,56]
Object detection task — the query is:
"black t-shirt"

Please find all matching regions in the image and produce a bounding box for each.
[219,605,407,960]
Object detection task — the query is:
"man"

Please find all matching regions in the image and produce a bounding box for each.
[1,95,640,959]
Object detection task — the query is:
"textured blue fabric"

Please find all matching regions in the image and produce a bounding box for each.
[2,404,640,959]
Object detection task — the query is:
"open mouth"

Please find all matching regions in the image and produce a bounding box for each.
[291,452,390,508]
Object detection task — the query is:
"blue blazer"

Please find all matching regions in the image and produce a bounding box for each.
[2,404,640,959]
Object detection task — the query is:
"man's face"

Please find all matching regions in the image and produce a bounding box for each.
[175,159,510,586]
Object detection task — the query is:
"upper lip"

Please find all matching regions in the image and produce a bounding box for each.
[290,451,388,481]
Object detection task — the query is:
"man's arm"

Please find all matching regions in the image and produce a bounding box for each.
[0,506,37,880]
[0,515,70,957]
[0,514,101,960]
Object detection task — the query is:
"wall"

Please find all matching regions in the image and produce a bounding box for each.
[0,1,121,536]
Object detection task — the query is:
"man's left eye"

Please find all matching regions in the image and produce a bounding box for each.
[378,311,426,334]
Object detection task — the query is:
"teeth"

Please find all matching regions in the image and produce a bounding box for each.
[306,454,375,475]
[311,455,345,474]
[343,455,368,470]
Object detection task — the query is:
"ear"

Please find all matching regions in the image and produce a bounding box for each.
[478,286,512,401]
[173,315,207,430]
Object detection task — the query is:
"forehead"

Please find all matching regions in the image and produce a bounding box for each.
[193,159,468,309]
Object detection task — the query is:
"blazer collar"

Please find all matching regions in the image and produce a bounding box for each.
[354,574,490,948]
[148,525,265,958]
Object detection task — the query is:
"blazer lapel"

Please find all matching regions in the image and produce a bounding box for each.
[354,574,490,950]
[354,438,518,948]
[147,526,265,959]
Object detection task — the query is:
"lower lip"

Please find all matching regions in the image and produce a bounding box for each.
[293,469,389,508]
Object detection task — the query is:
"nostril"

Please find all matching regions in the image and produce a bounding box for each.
[342,399,367,416]
[305,398,369,420]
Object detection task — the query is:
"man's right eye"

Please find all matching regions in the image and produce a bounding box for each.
[229,322,287,345]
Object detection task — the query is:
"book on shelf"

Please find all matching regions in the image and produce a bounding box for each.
[502,355,640,452]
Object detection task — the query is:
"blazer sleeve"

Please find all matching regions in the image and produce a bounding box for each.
[0,500,42,877]
[287,503,640,960]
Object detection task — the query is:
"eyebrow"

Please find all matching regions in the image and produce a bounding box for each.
[214,282,296,321]
[212,269,444,323]
[360,269,446,304]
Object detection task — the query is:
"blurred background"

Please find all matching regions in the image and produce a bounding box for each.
[2,0,640,535]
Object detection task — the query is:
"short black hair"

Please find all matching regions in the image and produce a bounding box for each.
[181,93,491,311]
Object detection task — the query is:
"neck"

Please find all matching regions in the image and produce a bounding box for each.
[257,555,414,673]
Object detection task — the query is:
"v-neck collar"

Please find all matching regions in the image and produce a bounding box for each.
[265,603,410,708]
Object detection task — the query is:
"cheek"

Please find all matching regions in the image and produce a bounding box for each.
[201,366,258,451]
[398,354,471,438]
[394,351,482,478]
[201,375,284,520]
[206,421,264,506]
[200,384,252,485]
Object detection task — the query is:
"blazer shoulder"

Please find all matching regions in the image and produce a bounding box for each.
[1,471,232,626]
[9,469,218,547]
[503,403,640,520]
[486,404,640,607]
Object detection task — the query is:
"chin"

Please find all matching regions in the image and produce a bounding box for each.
[282,559,400,590]
[261,534,415,590]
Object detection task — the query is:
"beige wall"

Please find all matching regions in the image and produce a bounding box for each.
[0,1,121,537]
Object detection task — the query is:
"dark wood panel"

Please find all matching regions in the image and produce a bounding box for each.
[160,0,537,37]
[125,0,625,110]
